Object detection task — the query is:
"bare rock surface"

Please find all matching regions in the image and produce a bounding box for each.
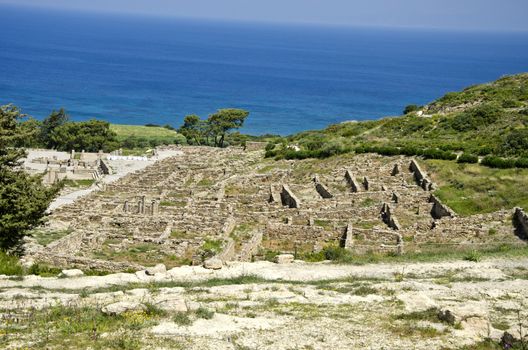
[2,258,528,349]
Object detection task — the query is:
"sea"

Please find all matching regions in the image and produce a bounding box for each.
[1,5,528,135]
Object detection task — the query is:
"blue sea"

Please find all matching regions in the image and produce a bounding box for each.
[1,5,528,135]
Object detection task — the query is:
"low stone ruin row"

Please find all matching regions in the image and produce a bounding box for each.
[27,146,527,271]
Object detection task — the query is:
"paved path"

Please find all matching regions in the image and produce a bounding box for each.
[47,150,183,211]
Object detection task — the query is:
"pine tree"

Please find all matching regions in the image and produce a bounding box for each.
[0,104,60,251]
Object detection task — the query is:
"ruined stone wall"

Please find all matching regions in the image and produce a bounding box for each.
[315,182,333,199]
[245,142,268,151]
[280,185,300,208]
[380,203,401,230]
[33,252,144,271]
[430,195,456,219]
[236,230,263,261]
[349,228,402,254]
[345,170,361,192]
[409,159,426,182]
[514,207,528,238]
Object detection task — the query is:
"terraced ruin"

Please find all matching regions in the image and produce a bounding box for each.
[25,146,528,272]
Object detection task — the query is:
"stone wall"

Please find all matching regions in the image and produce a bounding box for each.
[380,203,401,230]
[409,159,426,182]
[245,142,268,151]
[33,252,144,271]
[430,195,456,219]
[315,182,333,199]
[514,207,528,239]
[280,185,301,208]
[345,170,361,192]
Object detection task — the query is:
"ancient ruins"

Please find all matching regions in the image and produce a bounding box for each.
[26,146,527,271]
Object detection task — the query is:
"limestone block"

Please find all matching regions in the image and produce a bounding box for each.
[437,302,488,325]
[59,269,84,278]
[146,264,167,276]
[274,254,294,264]
[204,258,223,270]
[102,301,147,316]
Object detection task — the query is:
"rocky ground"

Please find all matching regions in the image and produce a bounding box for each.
[1,257,527,349]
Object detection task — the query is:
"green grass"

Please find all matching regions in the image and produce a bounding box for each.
[0,304,178,350]
[31,229,73,246]
[0,251,23,276]
[62,179,96,188]
[424,160,528,216]
[110,124,181,140]
[299,243,528,265]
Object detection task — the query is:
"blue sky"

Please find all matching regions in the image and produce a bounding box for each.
[1,0,527,31]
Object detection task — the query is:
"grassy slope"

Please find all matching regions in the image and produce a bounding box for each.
[423,159,528,216]
[110,124,182,141]
[284,73,528,157]
[267,73,528,216]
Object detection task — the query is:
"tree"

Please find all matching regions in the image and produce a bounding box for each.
[41,108,69,148]
[15,117,41,148]
[207,109,249,147]
[49,119,118,152]
[0,104,60,251]
[178,115,203,145]
[403,104,420,114]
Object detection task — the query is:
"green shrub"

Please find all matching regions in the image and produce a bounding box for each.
[0,251,23,276]
[403,104,421,114]
[173,312,193,326]
[450,103,502,131]
[195,307,215,319]
[464,250,482,262]
[265,142,275,151]
[481,156,516,169]
[28,263,62,277]
[457,153,479,164]
[515,158,528,168]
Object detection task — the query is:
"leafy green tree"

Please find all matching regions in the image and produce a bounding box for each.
[403,104,420,114]
[15,117,42,148]
[0,104,60,251]
[41,108,69,148]
[500,128,528,157]
[207,109,249,147]
[50,119,118,152]
[178,115,203,145]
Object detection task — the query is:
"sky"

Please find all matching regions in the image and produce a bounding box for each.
[0,0,527,31]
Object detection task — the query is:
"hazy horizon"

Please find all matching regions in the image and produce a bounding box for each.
[1,0,528,32]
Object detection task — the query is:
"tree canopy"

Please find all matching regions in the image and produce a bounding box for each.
[0,105,60,251]
[41,108,69,148]
[50,119,118,152]
[178,109,249,147]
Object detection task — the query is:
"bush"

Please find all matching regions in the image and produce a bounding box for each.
[0,251,23,276]
[450,103,502,131]
[514,158,528,168]
[195,307,214,319]
[265,142,275,152]
[403,104,420,114]
[481,156,516,169]
[500,128,528,157]
[457,153,479,164]
[463,250,482,262]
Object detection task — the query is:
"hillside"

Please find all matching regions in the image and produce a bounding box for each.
[110,124,185,149]
[269,73,528,160]
[262,73,528,215]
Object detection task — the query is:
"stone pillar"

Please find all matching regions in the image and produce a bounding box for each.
[70,149,75,160]
[363,176,370,191]
[391,164,400,176]
[151,200,159,216]
[123,200,129,213]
